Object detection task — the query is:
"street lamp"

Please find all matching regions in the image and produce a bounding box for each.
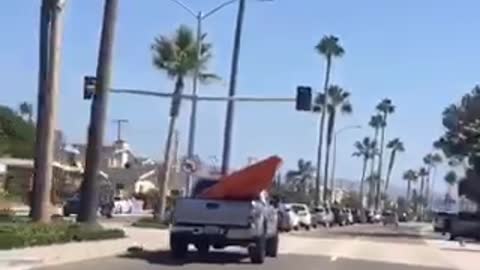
[330,125,361,202]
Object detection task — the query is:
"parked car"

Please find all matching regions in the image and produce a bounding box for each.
[381,210,398,227]
[332,207,348,226]
[287,203,312,230]
[351,208,366,223]
[63,195,80,217]
[433,211,455,234]
[278,204,300,231]
[448,212,480,241]
[345,208,354,225]
[312,206,334,228]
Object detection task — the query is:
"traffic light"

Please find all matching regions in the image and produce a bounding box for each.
[296,86,312,111]
[83,76,97,100]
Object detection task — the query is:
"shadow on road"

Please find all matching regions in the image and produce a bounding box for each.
[119,249,249,266]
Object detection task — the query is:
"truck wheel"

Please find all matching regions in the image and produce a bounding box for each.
[195,243,209,257]
[266,234,279,257]
[170,234,188,259]
[249,235,266,264]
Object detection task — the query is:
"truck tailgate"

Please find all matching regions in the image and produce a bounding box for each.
[173,198,252,227]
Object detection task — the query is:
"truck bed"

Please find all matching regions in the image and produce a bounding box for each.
[173,198,253,227]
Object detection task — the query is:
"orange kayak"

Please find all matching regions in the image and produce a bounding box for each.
[199,156,282,200]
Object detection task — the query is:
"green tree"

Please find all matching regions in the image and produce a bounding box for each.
[375,98,395,209]
[384,138,405,194]
[0,105,35,158]
[444,170,457,205]
[314,35,345,204]
[151,25,217,220]
[402,169,417,201]
[320,85,352,202]
[18,102,33,123]
[434,86,480,204]
[352,137,377,206]
[367,114,384,206]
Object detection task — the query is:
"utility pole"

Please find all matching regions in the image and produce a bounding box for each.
[221,0,246,174]
[78,0,118,224]
[31,0,65,223]
[112,119,128,142]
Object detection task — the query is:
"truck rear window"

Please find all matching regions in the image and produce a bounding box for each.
[191,178,218,197]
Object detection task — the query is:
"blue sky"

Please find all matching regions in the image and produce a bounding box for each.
[2,0,480,194]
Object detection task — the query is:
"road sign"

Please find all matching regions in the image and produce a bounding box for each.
[181,158,197,174]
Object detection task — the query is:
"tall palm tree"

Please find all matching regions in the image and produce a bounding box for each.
[418,167,429,215]
[314,35,345,205]
[151,25,217,220]
[384,138,405,193]
[402,169,418,201]
[368,114,384,207]
[353,137,377,207]
[426,153,442,206]
[375,98,395,209]
[19,102,33,123]
[321,85,352,202]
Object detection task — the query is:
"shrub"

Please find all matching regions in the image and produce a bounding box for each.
[132,217,169,229]
[0,222,125,250]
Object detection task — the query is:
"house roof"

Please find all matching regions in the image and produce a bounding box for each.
[101,165,157,187]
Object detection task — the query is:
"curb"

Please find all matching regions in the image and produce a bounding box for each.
[0,228,169,270]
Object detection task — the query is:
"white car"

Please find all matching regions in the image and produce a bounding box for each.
[312,206,334,227]
[278,204,300,231]
[113,197,133,214]
[287,203,312,230]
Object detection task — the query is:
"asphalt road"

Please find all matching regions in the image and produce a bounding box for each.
[38,224,456,270]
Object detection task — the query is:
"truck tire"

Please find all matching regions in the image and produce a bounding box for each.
[266,234,279,257]
[170,234,188,259]
[195,243,209,256]
[249,235,266,264]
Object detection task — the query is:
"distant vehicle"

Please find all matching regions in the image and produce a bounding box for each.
[278,204,300,231]
[448,212,480,241]
[398,212,408,222]
[332,207,348,226]
[63,195,80,217]
[312,206,334,228]
[433,211,456,234]
[286,203,312,230]
[170,178,279,264]
[345,208,354,225]
[381,210,398,227]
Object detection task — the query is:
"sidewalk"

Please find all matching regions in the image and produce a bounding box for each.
[0,225,168,269]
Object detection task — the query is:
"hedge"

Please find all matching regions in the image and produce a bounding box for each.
[0,221,125,250]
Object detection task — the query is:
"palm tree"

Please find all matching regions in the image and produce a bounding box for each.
[286,159,315,195]
[314,35,345,205]
[425,153,442,206]
[151,25,217,220]
[375,98,395,209]
[402,169,418,201]
[384,138,405,193]
[321,85,352,202]
[368,114,384,207]
[444,170,457,205]
[418,167,429,216]
[18,102,33,123]
[353,137,377,207]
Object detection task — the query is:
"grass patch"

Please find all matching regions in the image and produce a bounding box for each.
[132,217,169,229]
[0,218,125,250]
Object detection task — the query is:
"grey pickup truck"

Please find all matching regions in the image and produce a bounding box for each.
[169,178,279,264]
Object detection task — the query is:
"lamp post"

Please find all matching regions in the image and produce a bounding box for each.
[330,125,361,202]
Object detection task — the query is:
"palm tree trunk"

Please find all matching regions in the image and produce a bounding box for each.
[359,157,368,207]
[316,56,331,205]
[384,150,396,194]
[368,129,379,208]
[425,167,432,211]
[32,0,65,223]
[375,114,387,210]
[155,77,184,221]
[324,109,335,203]
[406,180,411,202]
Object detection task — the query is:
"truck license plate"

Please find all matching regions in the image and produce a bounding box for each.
[204,226,221,235]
